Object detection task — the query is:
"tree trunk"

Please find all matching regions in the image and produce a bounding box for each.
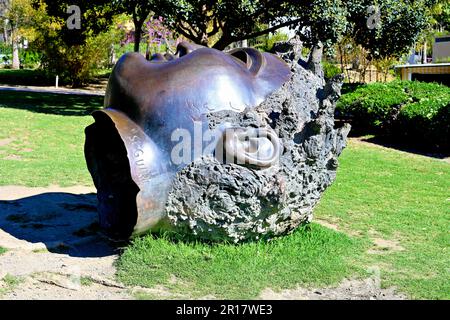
[212,35,234,51]
[134,27,142,53]
[110,44,116,66]
[3,20,8,43]
[133,18,144,53]
[145,41,150,60]
[11,31,20,69]
[338,44,344,73]
[422,42,427,64]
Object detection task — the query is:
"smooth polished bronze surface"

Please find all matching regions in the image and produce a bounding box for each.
[85,42,291,238]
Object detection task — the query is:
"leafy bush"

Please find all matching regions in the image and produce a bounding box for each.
[0,43,12,55]
[19,50,42,69]
[251,31,289,52]
[337,81,450,151]
[337,81,409,132]
[323,61,342,79]
[396,98,450,150]
[36,29,117,87]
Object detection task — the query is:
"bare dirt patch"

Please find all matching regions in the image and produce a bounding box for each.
[3,155,22,161]
[0,138,13,147]
[2,274,130,300]
[0,185,409,300]
[259,278,406,300]
[367,238,405,254]
[315,218,362,237]
[0,185,133,300]
[315,219,339,231]
[0,185,95,201]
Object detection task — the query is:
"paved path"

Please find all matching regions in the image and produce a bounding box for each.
[0,84,105,96]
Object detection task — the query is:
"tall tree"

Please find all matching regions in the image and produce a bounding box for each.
[346,0,433,60]
[131,0,434,59]
[149,0,295,50]
[119,0,153,52]
[42,0,118,45]
[431,0,450,32]
[36,0,121,86]
[0,0,38,69]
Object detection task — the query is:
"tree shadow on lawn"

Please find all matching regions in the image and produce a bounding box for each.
[335,120,449,159]
[0,90,103,116]
[360,135,450,159]
[0,192,119,258]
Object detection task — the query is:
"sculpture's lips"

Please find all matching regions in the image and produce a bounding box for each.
[85,43,292,239]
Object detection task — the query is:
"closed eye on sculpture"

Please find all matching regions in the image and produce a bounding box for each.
[228,48,264,76]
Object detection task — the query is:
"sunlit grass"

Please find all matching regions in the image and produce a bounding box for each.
[0,92,448,299]
[0,91,101,186]
[118,140,449,299]
[314,140,450,299]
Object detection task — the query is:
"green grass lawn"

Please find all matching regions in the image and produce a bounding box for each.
[0,90,102,186]
[0,90,448,299]
[117,225,365,299]
[314,140,450,300]
[0,247,6,255]
[117,140,449,299]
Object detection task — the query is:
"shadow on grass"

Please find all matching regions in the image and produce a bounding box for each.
[0,69,111,87]
[335,119,449,159]
[0,90,103,116]
[361,135,450,159]
[0,192,118,258]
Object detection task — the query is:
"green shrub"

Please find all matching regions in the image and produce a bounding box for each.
[252,31,289,52]
[323,61,342,79]
[19,50,42,69]
[0,43,11,55]
[337,81,450,151]
[336,81,409,132]
[397,98,450,150]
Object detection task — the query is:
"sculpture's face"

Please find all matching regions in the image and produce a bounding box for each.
[85,43,291,238]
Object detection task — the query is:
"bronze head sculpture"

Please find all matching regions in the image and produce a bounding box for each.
[85,41,349,242]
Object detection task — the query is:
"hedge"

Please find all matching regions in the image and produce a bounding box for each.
[336,81,450,151]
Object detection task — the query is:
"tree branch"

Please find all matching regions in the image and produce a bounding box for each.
[239,18,302,41]
[207,17,220,37]
[176,23,201,43]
